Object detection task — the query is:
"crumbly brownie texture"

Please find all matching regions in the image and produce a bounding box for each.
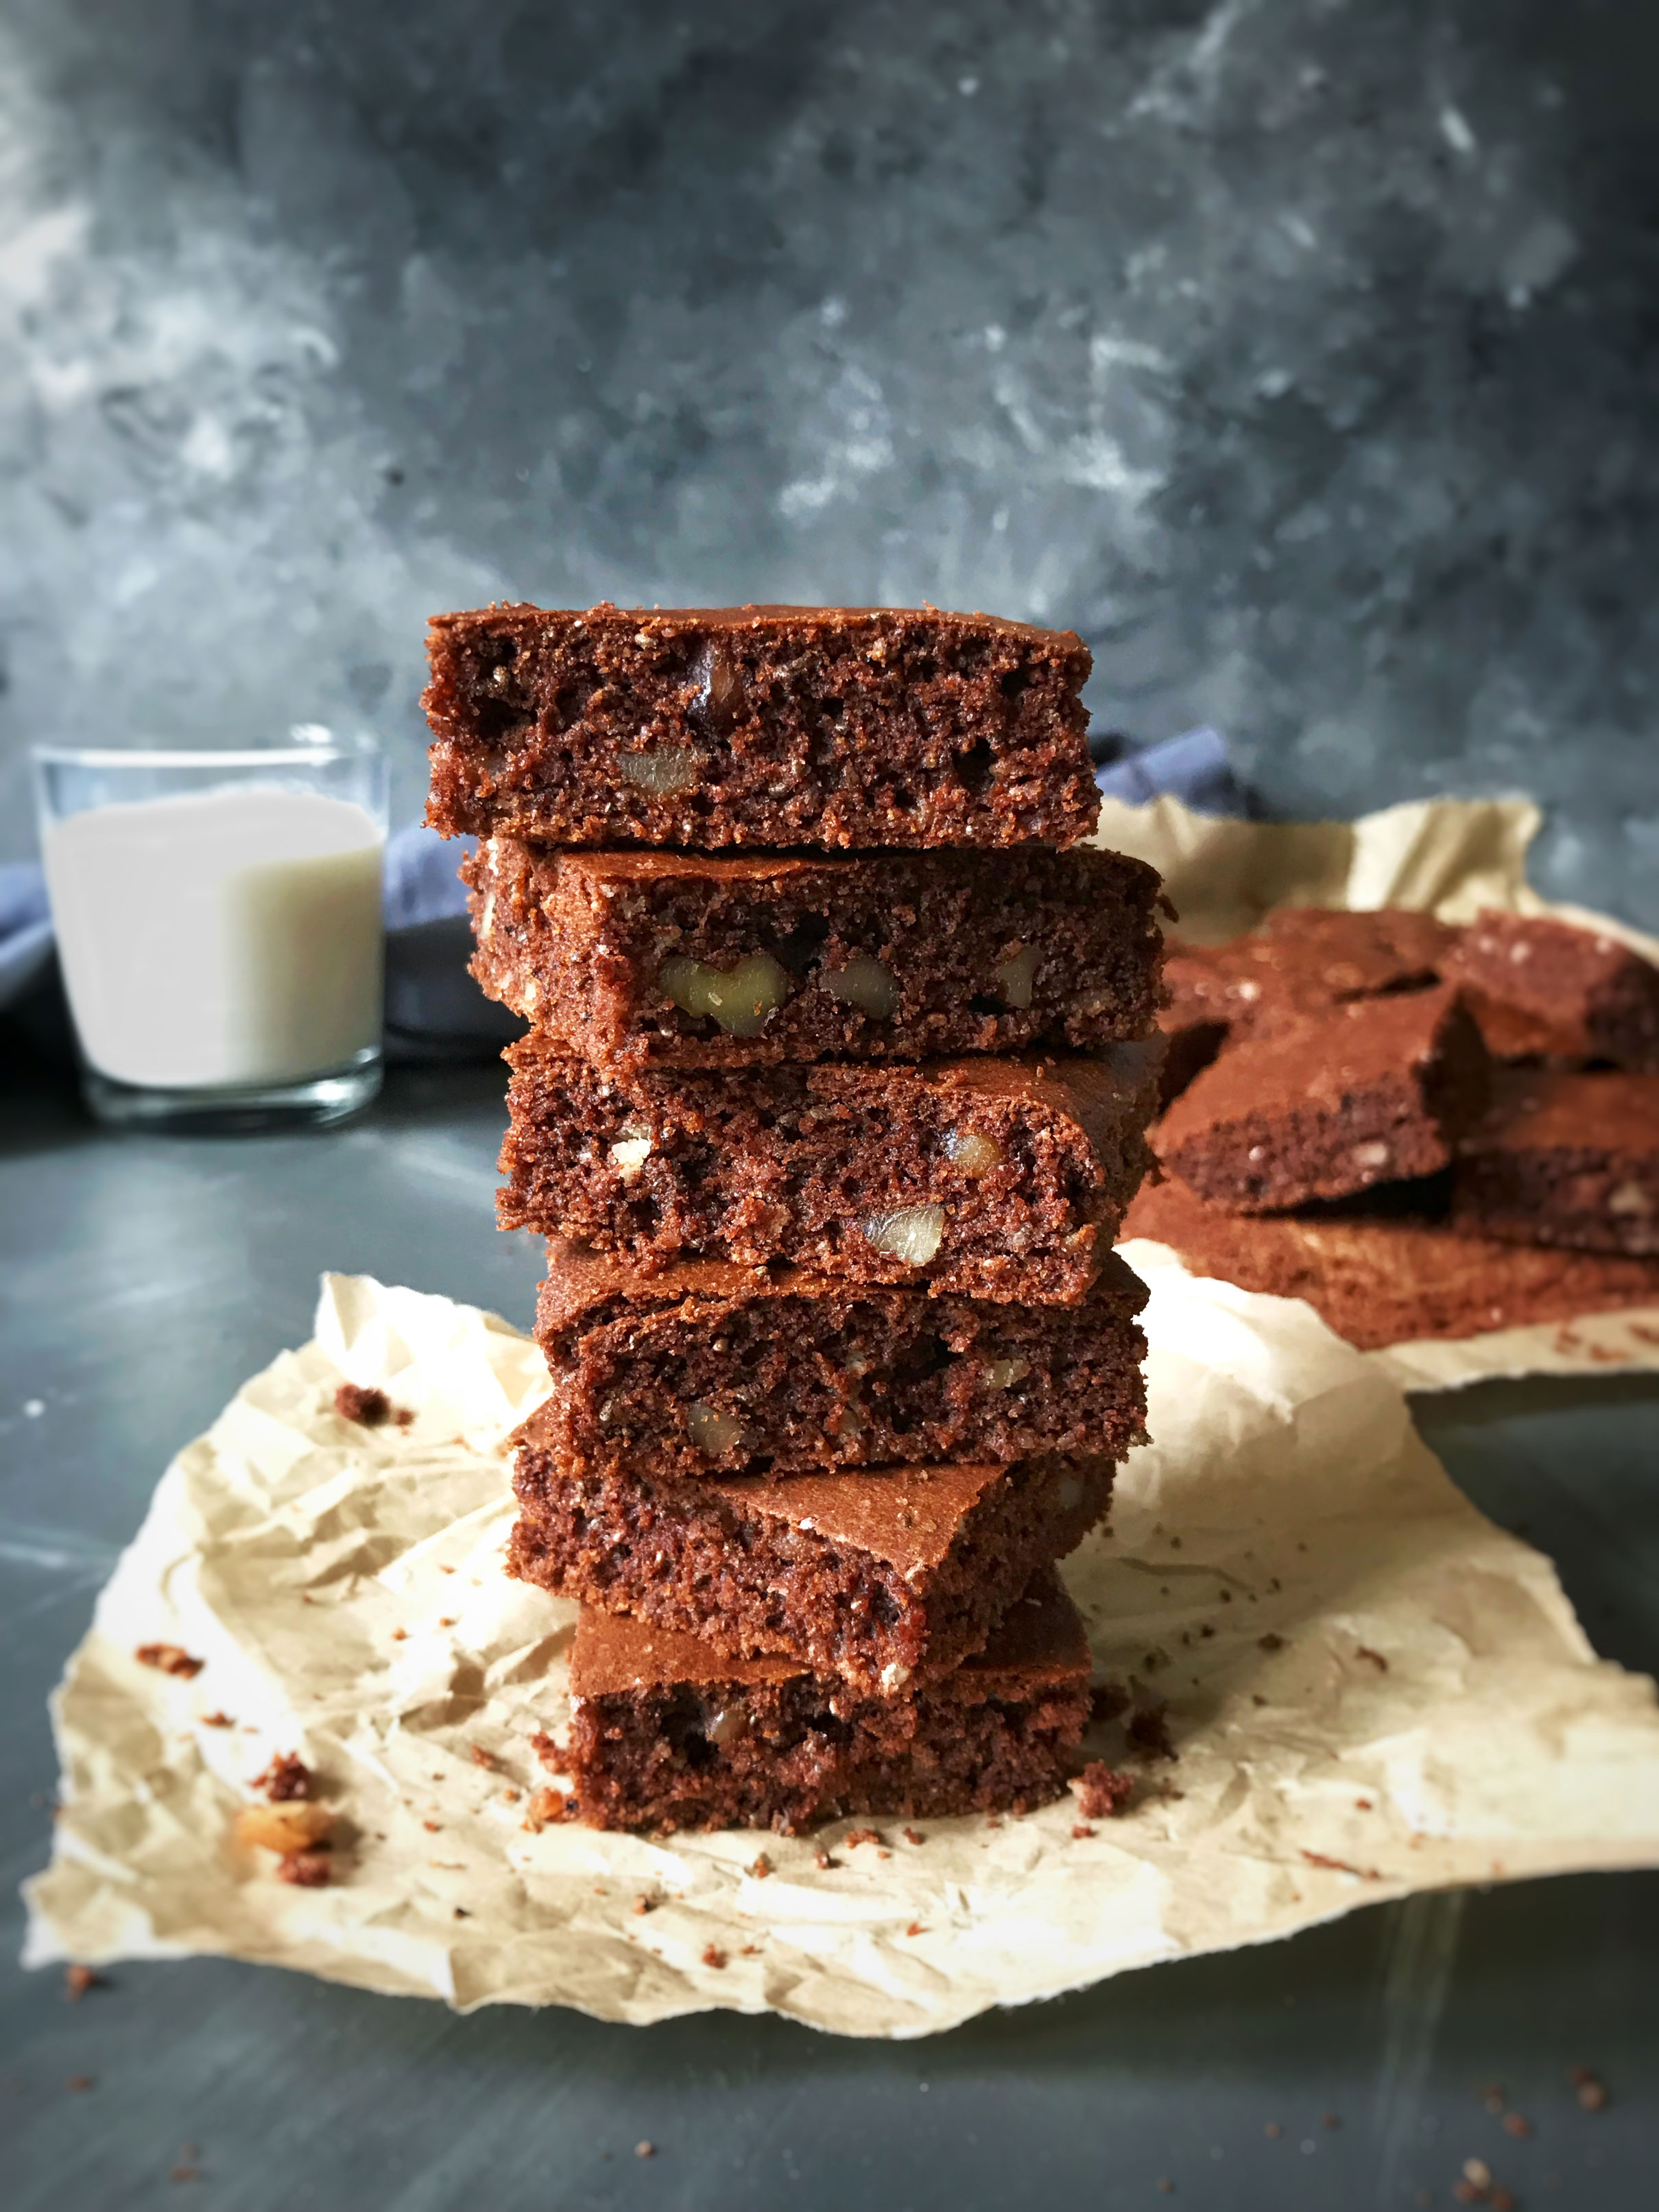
[1442,911,1659,1069]
[1155,985,1490,1213]
[508,1444,1114,1694]
[465,837,1165,1069]
[1452,1071,1659,1257]
[566,1571,1091,1834]
[1123,1172,1659,1349]
[533,1244,1149,1479]
[425,603,1099,851]
[498,1045,1161,1303]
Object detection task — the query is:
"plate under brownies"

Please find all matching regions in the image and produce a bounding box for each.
[498,1044,1162,1303]
[424,602,1098,851]
[508,1440,1115,1694]
[464,839,1165,1069]
[532,1244,1149,1479]
[564,1570,1092,1835]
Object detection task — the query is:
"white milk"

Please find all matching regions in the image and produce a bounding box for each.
[43,787,385,1089]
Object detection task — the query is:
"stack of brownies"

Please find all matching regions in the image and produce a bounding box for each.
[1125,905,1659,1348]
[423,602,1168,1835]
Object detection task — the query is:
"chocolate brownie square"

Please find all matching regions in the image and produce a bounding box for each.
[1158,907,1455,1105]
[1154,984,1490,1212]
[1452,1070,1659,1255]
[509,1443,1114,1694]
[1442,911,1659,1069]
[1122,1171,1659,1348]
[424,603,1098,851]
[465,838,1165,1069]
[533,1244,1149,1479]
[497,1045,1161,1303]
[565,1571,1092,1834]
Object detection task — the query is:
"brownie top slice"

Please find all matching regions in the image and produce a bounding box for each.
[569,1567,1088,1699]
[1165,907,1454,1038]
[537,1239,1151,1336]
[424,600,1099,851]
[1442,910,1659,1069]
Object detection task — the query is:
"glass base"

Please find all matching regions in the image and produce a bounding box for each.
[81,1052,383,1133]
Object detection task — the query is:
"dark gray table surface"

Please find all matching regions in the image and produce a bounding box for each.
[2,1056,1654,2211]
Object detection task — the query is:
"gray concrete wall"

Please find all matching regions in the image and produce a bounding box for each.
[1,1,1654,921]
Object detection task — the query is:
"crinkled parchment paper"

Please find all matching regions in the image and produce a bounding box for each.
[25,1271,1659,2038]
[1094,792,1659,1390]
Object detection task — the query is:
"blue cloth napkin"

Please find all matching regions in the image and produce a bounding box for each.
[1,727,1241,1058]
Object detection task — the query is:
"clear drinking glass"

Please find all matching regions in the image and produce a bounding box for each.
[32,733,388,1132]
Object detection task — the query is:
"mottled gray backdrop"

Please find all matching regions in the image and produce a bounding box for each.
[1,1,1655,920]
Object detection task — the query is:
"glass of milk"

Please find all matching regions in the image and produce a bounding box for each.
[33,733,387,1130]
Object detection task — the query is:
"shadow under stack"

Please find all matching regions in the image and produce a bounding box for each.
[424,602,1168,1834]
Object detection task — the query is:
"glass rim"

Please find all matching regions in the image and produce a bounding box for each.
[32,730,383,772]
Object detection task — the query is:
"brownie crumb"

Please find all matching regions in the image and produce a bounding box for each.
[67,2076,95,2093]
[394,1407,416,1429]
[748,1853,772,1879]
[64,1964,104,2001]
[906,1921,926,1936]
[634,2141,655,2160]
[136,1643,204,1679]
[522,1786,573,1831]
[253,1753,313,1802]
[501,1787,520,1803]
[277,1850,331,1887]
[1072,1822,1095,1840]
[169,2165,201,2185]
[1322,2113,1340,2130]
[390,1628,407,1641]
[632,1894,656,1916]
[1501,2113,1531,2139]
[200,1711,234,1728]
[1461,2158,1492,2191]
[700,1945,727,1970]
[1575,2073,1608,2112]
[1071,1761,1134,1820]
[844,1827,883,1849]
[335,1382,391,1426]
[1264,2123,1281,2139]
[422,1819,441,1833]
[1489,2189,1516,2212]
[470,1744,497,1770]
[529,1731,569,1772]
[903,1827,925,1846]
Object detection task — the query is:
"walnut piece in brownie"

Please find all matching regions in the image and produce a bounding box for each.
[1442,911,1659,1069]
[499,1045,1160,1303]
[425,603,1098,851]
[532,1244,1149,1478]
[1452,1071,1659,1256]
[509,1444,1114,1693]
[566,1571,1091,1834]
[1155,985,1489,1213]
[466,837,1165,1069]
[1122,1172,1659,1348]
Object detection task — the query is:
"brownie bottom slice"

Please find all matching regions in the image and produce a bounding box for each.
[509,1442,1114,1693]
[1123,1172,1659,1349]
[1451,1069,1659,1256]
[565,1572,1090,1835]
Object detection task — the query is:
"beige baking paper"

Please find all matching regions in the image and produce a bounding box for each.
[1093,791,1659,1390]
[25,1271,1659,2038]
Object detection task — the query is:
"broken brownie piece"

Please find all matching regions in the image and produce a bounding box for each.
[1442,911,1659,1069]
[566,1571,1092,1833]
[498,1045,1161,1303]
[424,603,1098,851]
[1452,1070,1659,1256]
[1154,984,1490,1212]
[466,837,1165,1069]
[1158,907,1456,1105]
[1121,1171,1659,1348]
[532,1244,1149,1478]
[509,1444,1115,1693]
